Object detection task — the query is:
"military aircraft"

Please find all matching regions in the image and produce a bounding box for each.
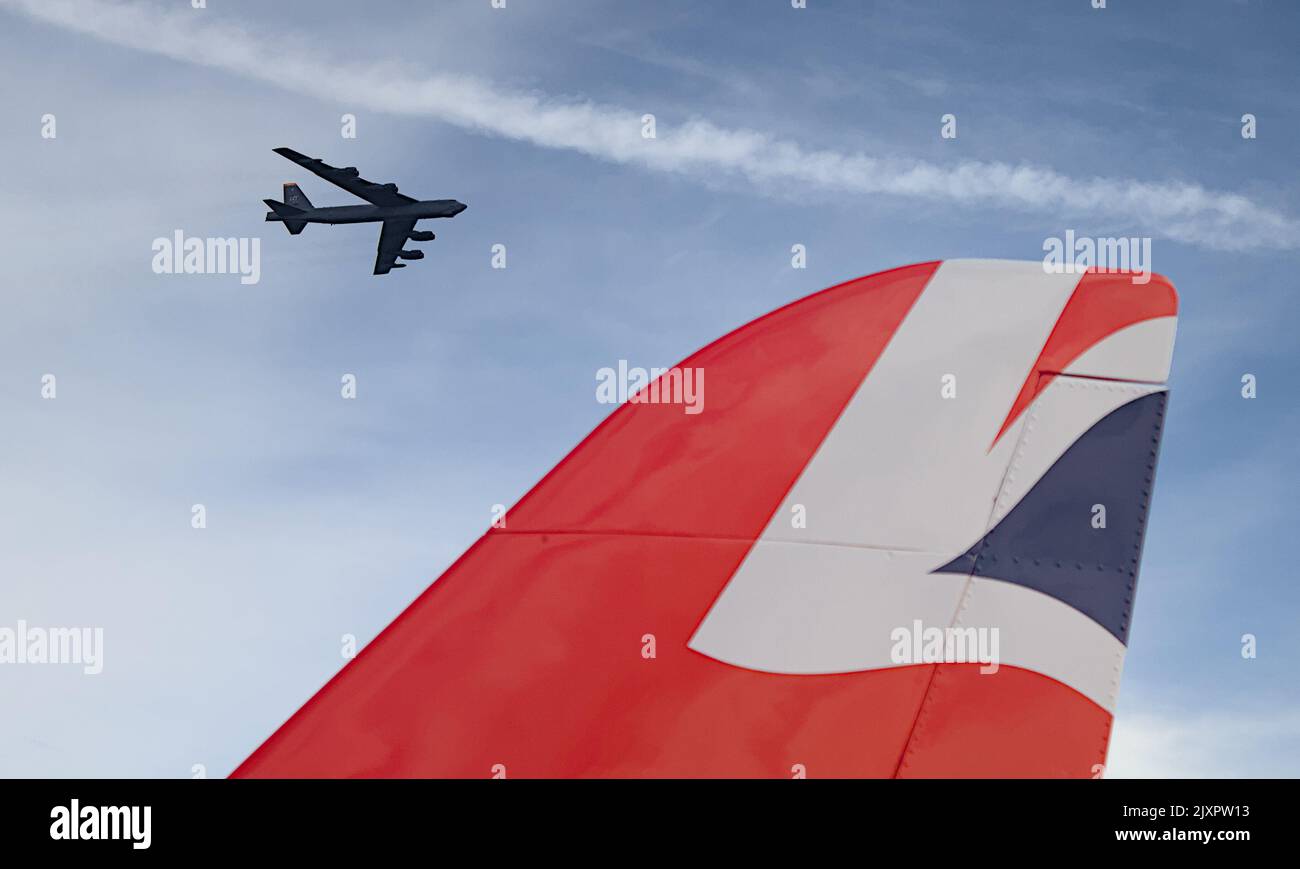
[263,147,467,275]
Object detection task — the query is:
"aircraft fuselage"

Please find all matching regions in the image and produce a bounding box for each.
[266,199,467,225]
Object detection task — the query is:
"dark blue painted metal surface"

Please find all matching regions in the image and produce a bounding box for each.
[934,390,1168,644]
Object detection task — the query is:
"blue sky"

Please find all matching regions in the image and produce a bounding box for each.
[0,0,1296,777]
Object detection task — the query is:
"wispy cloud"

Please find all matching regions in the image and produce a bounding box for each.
[5,0,1297,252]
[1108,706,1300,778]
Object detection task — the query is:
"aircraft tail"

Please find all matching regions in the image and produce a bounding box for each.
[233,260,1178,779]
[282,182,313,210]
[263,198,308,235]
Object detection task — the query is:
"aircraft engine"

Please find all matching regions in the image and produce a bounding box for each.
[398,250,425,260]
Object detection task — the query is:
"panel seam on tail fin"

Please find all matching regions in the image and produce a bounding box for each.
[892,393,1038,777]
[895,376,1119,777]
[682,264,943,654]
[896,382,1169,776]
[1098,389,1167,773]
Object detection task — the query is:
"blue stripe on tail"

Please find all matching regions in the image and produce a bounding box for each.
[932,390,1168,644]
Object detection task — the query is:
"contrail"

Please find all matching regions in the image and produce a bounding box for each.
[5,0,1294,250]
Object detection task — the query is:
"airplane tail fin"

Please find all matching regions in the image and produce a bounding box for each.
[263,198,308,235]
[233,260,1178,780]
[283,182,313,210]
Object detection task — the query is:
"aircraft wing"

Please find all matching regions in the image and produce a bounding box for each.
[234,260,1178,778]
[373,219,418,275]
[273,147,417,207]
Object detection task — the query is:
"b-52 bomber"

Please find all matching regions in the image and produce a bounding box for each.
[264,147,467,275]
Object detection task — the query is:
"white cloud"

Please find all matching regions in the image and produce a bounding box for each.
[4,0,1297,251]
[1108,706,1300,778]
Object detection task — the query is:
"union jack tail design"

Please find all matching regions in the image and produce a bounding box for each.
[235,259,1178,778]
